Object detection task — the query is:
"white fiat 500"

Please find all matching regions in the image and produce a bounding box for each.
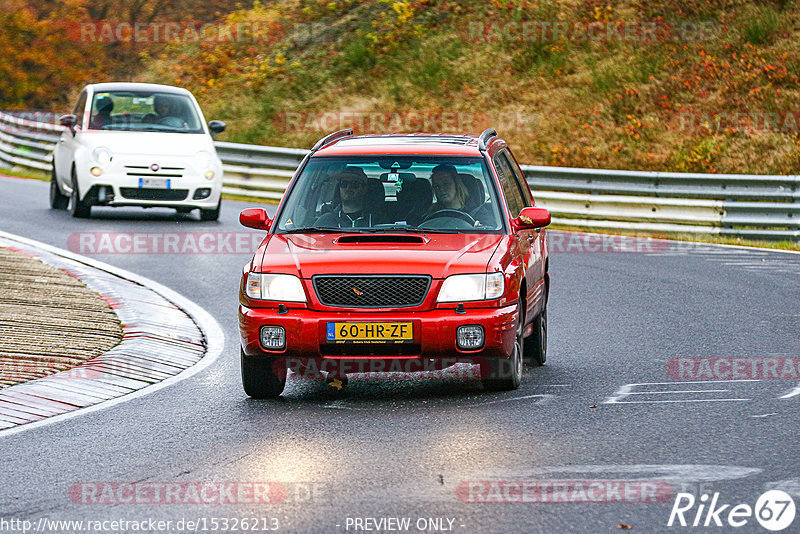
[51,82,226,220]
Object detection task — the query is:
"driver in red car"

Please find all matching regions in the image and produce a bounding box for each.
[429,164,494,226]
[314,167,376,228]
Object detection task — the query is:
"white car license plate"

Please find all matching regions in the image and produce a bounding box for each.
[139,178,170,189]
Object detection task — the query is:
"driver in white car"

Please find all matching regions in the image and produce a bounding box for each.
[142,95,185,127]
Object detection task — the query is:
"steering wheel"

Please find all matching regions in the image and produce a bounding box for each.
[422,209,476,226]
[157,116,184,128]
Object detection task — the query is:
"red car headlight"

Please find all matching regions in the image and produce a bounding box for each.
[437,272,504,302]
[245,273,306,302]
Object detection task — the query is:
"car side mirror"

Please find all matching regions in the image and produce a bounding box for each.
[208,120,226,137]
[59,114,77,135]
[514,207,551,230]
[240,208,272,231]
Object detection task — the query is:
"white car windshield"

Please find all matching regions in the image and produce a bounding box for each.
[276,156,504,233]
[88,91,204,133]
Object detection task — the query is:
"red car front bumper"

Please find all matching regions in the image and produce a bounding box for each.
[239,304,518,363]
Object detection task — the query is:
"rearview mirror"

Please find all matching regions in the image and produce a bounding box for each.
[59,114,77,135]
[240,208,272,231]
[208,120,226,137]
[514,207,551,230]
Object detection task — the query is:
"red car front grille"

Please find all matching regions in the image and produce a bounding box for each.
[312,275,430,308]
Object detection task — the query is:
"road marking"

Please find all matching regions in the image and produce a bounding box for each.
[751,413,778,418]
[626,389,730,395]
[605,380,758,404]
[779,382,800,399]
[472,394,553,407]
[317,394,553,411]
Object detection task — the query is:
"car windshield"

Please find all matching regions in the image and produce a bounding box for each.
[275,156,504,233]
[88,91,204,133]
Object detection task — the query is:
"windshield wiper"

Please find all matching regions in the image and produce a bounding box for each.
[280,227,372,234]
[369,226,462,234]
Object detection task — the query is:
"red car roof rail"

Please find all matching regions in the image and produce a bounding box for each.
[477,128,497,151]
[311,128,354,152]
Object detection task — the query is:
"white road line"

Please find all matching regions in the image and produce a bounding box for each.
[0,231,224,438]
[605,380,760,404]
[472,394,553,406]
[319,393,553,410]
[626,390,730,395]
[609,399,750,404]
[779,382,800,399]
[618,380,761,386]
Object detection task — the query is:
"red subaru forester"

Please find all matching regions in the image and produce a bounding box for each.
[238,129,551,397]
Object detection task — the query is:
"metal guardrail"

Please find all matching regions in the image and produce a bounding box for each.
[214,141,307,201]
[1,110,798,241]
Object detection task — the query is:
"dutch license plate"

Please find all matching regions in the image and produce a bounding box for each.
[326,322,413,344]
[139,178,170,189]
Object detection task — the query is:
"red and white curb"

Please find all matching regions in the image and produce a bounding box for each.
[0,231,224,436]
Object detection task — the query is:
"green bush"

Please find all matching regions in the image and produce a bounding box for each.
[739,6,780,45]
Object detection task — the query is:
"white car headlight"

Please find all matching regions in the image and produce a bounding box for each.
[92,147,113,166]
[437,272,504,302]
[245,273,306,302]
[195,150,212,169]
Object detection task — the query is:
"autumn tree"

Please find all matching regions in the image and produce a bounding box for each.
[0,0,108,109]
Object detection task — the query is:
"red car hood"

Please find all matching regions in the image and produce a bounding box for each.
[257,233,503,279]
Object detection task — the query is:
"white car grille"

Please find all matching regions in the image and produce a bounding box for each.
[124,165,184,178]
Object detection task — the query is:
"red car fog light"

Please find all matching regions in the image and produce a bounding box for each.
[456,325,484,350]
[260,326,286,350]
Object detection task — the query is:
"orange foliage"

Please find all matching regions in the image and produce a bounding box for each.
[0,0,108,109]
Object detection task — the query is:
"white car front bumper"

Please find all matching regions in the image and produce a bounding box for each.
[76,156,223,209]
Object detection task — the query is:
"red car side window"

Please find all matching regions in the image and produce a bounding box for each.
[506,150,533,207]
[494,152,526,218]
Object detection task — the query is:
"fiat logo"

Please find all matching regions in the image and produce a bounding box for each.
[150,163,160,172]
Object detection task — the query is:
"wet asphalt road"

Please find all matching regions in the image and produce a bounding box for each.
[1,175,799,533]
